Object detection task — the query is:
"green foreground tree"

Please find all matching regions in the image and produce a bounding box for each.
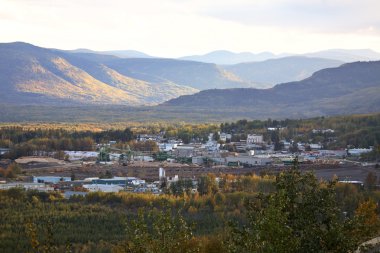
[228,159,357,253]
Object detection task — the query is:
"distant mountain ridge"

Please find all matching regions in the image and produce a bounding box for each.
[179,49,380,65]
[179,50,280,65]
[304,49,380,62]
[224,56,344,87]
[68,47,380,64]
[163,61,380,117]
[70,48,153,58]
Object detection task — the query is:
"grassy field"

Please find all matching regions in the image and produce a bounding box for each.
[0,103,354,123]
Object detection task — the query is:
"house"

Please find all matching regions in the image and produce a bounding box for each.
[234,140,247,151]
[267,127,286,131]
[133,155,154,162]
[167,175,179,186]
[247,134,264,144]
[219,133,232,142]
[192,156,204,165]
[202,140,219,152]
[137,134,163,142]
[158,143,177,152]
[309,144,322,150]
[312,129,335,134]
[281,140,291,150]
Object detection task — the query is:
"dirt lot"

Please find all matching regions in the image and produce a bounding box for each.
[15,157,66,165]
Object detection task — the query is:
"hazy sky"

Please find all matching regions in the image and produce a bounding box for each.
[1,0,380,57]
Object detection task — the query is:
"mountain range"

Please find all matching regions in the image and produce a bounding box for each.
[0,42,380,120]
[164,61,380,117]
[0,42,352,106]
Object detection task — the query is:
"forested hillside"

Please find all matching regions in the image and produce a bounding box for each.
[0,167,379,253]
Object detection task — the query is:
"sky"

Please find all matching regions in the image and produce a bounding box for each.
[1,0,380,57]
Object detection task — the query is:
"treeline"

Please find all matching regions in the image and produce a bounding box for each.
[0,127,134,146]
[0,127,135,159]
[164,124,219,144]
[1,167,379,253]
[4,137,95,159]
[221,113,380,149]
[0,124,220,159]
[168,174,275,197]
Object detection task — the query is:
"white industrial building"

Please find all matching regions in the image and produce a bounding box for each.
[158,143,177,152]
[348,148,373,156]
[83,184,124,193]
[0,182,54,191]
[64,151,98,161]
[174,146,195,158]
[226,155,271,166]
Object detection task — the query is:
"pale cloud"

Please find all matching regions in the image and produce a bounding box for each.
[0,0,379,57]
[199,0,380,33]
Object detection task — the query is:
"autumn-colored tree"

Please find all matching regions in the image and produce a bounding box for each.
[0,163,22,178]
[353,200,380,241]
[114,208,199,253]
[364,172,378,191]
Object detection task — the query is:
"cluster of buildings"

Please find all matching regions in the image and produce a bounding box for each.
[151,132,351,167]
[60,130,372,168]
[0,175,157,195]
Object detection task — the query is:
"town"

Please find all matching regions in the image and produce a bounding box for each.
[1,116,378,196]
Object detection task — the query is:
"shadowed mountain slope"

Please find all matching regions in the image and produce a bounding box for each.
[164,61,380,116]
